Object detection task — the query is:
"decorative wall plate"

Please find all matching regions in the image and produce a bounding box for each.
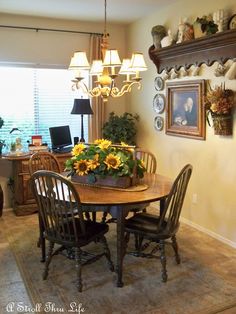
[153,94,165,114]
[228,14,236,30]
[154,76,164,91]
[154,116,164,131]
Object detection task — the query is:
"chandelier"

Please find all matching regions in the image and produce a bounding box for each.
[68,0,147,102]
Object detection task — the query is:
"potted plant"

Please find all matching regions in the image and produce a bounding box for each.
[193,15,218,38]
[102,112,139,145]
[65,140,146,188]
[0,117,5,155]
[205,83,234,135]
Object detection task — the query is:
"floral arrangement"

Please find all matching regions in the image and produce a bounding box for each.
[205,84,234,117]
[205,84,234,135]
[65,139,146,183]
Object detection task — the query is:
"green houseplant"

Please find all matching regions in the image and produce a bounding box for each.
[102,112,139,145]
[0,117,5,155]
[193,15,218,38]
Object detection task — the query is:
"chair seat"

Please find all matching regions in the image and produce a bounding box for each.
[125,212,179,239]
[47,219,109,246]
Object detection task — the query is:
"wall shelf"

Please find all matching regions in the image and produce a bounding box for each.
[148,28,236,74]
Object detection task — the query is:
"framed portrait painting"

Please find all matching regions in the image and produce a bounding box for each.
[166,80,205,140]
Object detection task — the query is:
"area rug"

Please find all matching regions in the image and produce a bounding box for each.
[2,212,236,314]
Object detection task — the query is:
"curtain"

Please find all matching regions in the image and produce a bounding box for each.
[88,34,105,142]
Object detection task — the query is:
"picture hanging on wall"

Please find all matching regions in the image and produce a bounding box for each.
[166,80,205,140]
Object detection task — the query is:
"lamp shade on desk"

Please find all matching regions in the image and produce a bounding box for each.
[71,99,93,142]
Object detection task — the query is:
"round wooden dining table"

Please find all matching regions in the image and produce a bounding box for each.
[72,172,173,288]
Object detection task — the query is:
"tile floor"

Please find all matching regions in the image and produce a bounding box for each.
[0,209,236,314]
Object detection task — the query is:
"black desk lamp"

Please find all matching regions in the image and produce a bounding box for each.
[71,99,93,143]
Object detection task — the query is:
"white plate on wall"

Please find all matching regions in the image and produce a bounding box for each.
[154,116,164,131]
[153,94,165,114]
[154,76,164,91]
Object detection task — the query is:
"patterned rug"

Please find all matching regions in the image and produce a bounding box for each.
[2,212,236,314]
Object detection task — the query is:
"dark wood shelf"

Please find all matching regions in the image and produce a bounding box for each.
[148,28,236,73]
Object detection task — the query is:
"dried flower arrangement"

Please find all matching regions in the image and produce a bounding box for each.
[205,83,234,135]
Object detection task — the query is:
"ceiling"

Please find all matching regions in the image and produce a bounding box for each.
[0,0,172,24]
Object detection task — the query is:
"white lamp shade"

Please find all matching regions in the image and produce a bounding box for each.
[90,60,104,75]
[130,53,147,72]
[103,49,122,67]
[119,59,136,75]
[69,51,90,70]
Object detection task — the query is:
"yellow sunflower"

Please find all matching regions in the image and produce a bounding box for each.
[72,143,85,156]
[121,141,134,153]
[74,160,90,176]
[88,154,100,170]
[94,139,103,145]
[96,139,112,150]
[104,153,121,170]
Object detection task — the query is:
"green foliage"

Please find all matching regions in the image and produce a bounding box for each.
[0,117,5,149]
[102,112,139,145]
[0,117,4,129]
[195,16,218,35]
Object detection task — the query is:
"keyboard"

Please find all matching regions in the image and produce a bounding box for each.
[53,146,73,154]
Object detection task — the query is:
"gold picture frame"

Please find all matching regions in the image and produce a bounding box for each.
[166,80,205,140]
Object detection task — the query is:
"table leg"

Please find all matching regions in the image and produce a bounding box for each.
[115,206,126,287]
[0,184,3,217]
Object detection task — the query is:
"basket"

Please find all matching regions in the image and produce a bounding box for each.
[71,174,132,189]
[212,114,232,136]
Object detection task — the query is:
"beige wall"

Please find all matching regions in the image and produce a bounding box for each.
[0,13,128,207]
[127,0,236,246]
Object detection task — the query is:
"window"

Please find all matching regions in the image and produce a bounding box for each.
[0,66,89,151]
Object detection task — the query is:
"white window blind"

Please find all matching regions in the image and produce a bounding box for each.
[0,66,89,151]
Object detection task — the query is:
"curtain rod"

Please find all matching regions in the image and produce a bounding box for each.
[0,24,103,36]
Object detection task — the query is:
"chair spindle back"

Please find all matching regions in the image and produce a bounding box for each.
[31,170,85,245]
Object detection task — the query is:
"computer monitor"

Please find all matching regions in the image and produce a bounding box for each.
[49,125,72,152]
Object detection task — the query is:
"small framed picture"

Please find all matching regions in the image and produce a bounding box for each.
[153,94,165,114]
[32,135,42,146]
[166,80,205,140]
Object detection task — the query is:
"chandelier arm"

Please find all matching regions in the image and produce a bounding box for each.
[72,81,101,98]
[110,81,141,98]
[76,81,90,95]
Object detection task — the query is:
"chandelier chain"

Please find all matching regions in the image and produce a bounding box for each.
[104,0,107,36]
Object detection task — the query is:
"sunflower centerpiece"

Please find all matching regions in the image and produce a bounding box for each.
[65,139,146,188]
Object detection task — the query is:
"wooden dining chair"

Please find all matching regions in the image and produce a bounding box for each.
[130,149,157,215]
[124,164,192,283]
[135,149,157,174]
[102,149,157,223]
[31,170,114,292]
[29,152,61,262]
[28,151,61,175]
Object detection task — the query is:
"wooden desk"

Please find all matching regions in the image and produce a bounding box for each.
[1,152,71,215]
[72,173,172,288]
